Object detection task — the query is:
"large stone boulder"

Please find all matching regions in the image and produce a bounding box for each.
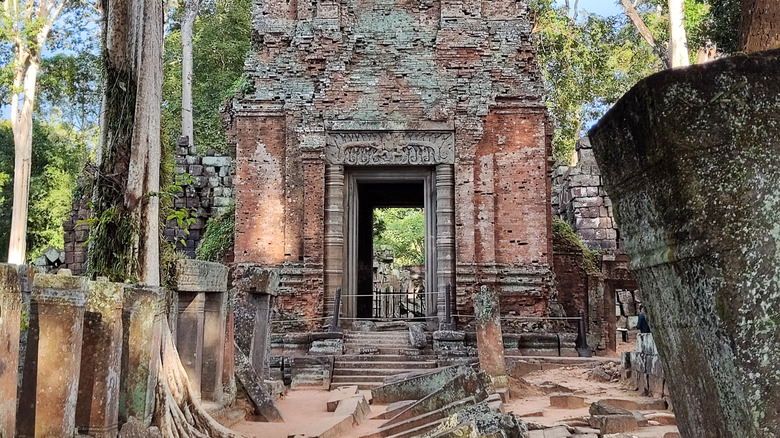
[589,49,780,437]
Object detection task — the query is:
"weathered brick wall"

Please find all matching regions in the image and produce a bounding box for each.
[62,191,90,275]
[229,0,554,326]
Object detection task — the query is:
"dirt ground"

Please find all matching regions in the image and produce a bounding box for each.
[232,359,678,438]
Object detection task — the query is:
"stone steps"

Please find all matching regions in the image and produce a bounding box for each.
[331,330,437,390]
[334,361,437,370]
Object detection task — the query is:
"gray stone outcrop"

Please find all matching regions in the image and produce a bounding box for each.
[589,49,780,437]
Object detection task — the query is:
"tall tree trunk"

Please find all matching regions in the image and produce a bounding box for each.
[619,0,671,69]
[4,0,65,264]
[93,0,163,285]
[739,0,780,53]
[181,0,202,151]
[668,0,690,67]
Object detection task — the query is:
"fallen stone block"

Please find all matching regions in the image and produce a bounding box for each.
[409,323,427,348]
[588,414,639,434]
[645,412,676,426]
[371,365,466,404]
[550,395,587,409]
[326,386,357,412]
[234,341,285,422]
[541,425,572,437]
[517,410,544,418]
[334,395,370,425]
[589,401,631,416]
[663,433,681,438]
[597,397,667,411]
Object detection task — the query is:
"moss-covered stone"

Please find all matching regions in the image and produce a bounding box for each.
[589,49,780,437]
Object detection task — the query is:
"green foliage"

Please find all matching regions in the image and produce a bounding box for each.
[162,0,252,154]
[373,208,425,267]
[196,203,235,262]
[84,205,139,282]
[707,0,741,53]
[552,216,599,272]
[0,121,88,262]
[532,0,661,160]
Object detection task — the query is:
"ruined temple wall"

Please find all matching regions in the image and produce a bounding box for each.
[231,0,554,323]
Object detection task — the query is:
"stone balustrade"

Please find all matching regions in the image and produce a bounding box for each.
[0,260,233,438]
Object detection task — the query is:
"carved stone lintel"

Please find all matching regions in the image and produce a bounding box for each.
[325,131,455,165]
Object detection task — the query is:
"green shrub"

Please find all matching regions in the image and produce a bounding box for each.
[196,203,235,262]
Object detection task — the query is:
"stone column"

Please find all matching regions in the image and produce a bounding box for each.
[173,259,229,403]
[202,291,228,402]
[473,285,507,388]
[177,292,205,399]
[436,164,456,328]
[76,279,123,438]
[120,285,164,426]
[220,289,237,405]
[23,273,88,438]
[0,264,22,438]
[324,164,345,318]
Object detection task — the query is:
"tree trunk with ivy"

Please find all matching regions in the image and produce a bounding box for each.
[94,1,236,436]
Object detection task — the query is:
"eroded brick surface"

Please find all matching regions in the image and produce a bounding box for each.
[228,0,554,326]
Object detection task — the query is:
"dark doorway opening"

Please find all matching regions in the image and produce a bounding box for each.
[356,182,425,319]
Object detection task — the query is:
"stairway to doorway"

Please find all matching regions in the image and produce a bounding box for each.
[330,330,438,390]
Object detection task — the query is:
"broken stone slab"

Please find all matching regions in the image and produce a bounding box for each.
[597,397,667,411]
[645,412,677,426]
[473,285,507,387]
[234,340,285,422]
[589,49,780,436]
[333,395,371,425]
[290,356,333,389]
[382,369,491,427]
[327,386,358,412]
[375,321,408,331]
[433,330,465,341]
[549,395,587,409]
[290,414,352,438]
[375,400,416,420]
[371,365,467,404]
[537,425,572,438]
[589,401,631,416]
[425,401,528,438]
[0,264,22,438]
[588,414,639,435]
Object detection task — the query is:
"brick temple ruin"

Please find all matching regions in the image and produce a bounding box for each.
[225,0,555,328]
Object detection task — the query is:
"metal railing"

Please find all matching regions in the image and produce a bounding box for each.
[371,288,426,319]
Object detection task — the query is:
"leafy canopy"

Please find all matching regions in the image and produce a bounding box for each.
[373,208,425,267]
[162,0,252,154]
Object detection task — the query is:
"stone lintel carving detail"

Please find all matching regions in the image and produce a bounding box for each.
[326,131,455,166]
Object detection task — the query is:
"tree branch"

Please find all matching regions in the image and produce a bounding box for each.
[619,0,671,69]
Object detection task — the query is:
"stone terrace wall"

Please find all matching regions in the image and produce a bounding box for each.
[552,137,618,251]
[169,138,235,258]
[62,143,236,271]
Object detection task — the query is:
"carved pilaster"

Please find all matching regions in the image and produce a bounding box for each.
[435,164,456,327]
[323,164,345,317]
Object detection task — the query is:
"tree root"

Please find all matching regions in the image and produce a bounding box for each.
[154,316,241,438]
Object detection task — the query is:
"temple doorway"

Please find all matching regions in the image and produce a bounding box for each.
[344,168,438,322]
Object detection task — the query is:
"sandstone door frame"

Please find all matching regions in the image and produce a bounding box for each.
[343,167,437,323]
[322,131,457,328]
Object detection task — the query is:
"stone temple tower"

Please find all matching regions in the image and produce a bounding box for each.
[228,0,554,329]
